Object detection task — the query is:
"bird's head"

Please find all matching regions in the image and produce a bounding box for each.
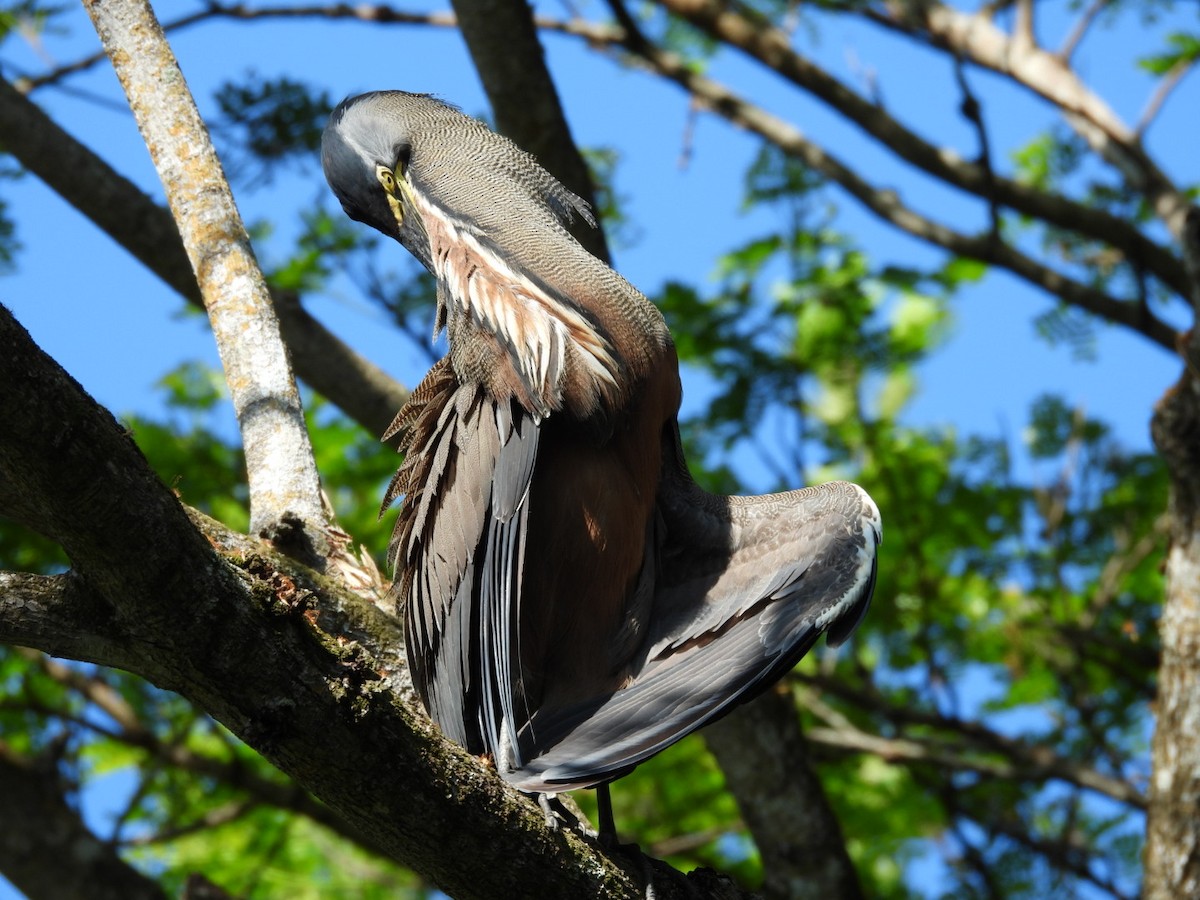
[321,91,595,275]
[321,91,430,267]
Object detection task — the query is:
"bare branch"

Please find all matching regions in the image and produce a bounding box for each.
[863,0,1190,236]
[83,0,324,536]
[951,52,1000,241]
[796,678,1146,809]
[582,31,1175,349]
[1137,56,1198,138]
[1013,0,1035,51]
[0,76,408,443]
[648,0,1189,300]
[1058,0,1113,62]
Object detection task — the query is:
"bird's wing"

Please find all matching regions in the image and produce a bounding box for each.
[505,456,881,792]
[384,358,540,758]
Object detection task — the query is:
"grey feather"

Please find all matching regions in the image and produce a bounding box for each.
[324,91,883,794]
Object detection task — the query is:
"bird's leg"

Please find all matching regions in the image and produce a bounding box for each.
[596,782,617,845]
[593,784,663,899]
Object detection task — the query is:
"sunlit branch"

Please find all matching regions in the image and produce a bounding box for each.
[84,0,326,539]
[1137,56,1197,138]
[648,0,1190,300]
[1013,0,1035,51]
[860,0,1189,236]
[1058,0,1114,63]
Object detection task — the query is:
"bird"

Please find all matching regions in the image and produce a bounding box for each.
[321,91,881,800]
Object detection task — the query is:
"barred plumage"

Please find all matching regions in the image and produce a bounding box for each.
[322,91,882,794]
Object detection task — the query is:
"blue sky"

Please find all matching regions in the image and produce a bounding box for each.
[3,1,1191,462]
[0,0,1194,895]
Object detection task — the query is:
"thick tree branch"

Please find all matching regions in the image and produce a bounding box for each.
[83,0,324,536]
[0,303,746,899]
[0,573,140,671]
[0,75,408,441]
[0,742,169,900]
[704,687,864,900]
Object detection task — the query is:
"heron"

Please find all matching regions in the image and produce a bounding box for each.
[321,91,881,819]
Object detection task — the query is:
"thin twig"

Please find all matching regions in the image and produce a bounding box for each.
[1058,0,1113,62]
[1137,56,1197,138]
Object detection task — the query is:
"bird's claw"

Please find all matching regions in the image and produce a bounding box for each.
[535,792,597,837]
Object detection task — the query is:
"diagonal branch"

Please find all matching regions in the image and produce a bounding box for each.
[648,0,1189,300]
[0,75,408,442]
[83,0,324,537]
[587,29,1176,350]
[862,0,1190,236]
[1058,0,1114,62]
[0,302,744,899]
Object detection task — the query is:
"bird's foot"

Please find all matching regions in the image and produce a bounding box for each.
[535,792,597,837]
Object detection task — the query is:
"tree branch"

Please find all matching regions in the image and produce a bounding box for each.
[0,742,169,900]
[704,687,864,899]
[0,302,748,899]
[83,0,324,537]
[1058,0,1113,62]
[584,30,1176,350]
[1137,56,1197,138]
[796,676,1146,809]
[0,75,408,442]
[863,0,1190,237]
[648,0,1190,300]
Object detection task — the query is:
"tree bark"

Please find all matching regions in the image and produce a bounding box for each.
[83,0,324,536]
[1145,207,1200,898]
[705,687,864,900]
[0,302,749,899]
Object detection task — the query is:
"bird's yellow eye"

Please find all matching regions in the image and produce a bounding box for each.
[376,165,397,193]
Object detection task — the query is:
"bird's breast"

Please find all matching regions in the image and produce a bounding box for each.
[518,347,681,712]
